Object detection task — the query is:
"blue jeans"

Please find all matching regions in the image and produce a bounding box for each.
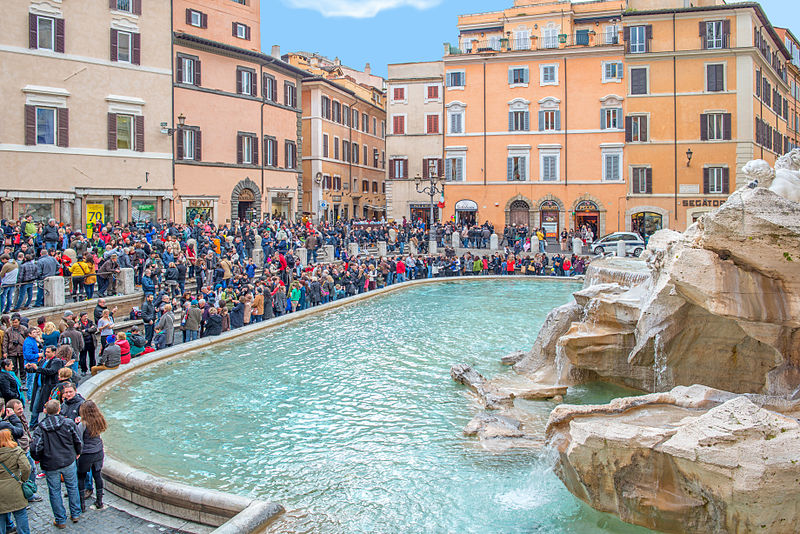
[35,282,46,307]
[24,451,41,499]
[184,329,199,342]
[25,372,36,400]
[45,462,81,524]
[0,285,15,313]
[386,272,394,286]
[15,283,33,309]
[84,283,94,300]
[539,240,546,253]
[0,508,30,534]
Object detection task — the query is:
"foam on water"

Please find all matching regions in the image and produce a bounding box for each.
[101,280,658,534]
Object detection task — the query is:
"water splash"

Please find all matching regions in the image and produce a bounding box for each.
[652,334,671,392]
[555,342,568,386]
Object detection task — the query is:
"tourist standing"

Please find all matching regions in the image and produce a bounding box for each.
[0,428,32,534]
[30,399,82,528]
[76,401,107,512]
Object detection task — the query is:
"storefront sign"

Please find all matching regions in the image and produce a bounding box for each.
[575,200,599,212]
[136,203,155,211]
[86,203,104,238]
[188,200,213,208]
[332,195,342,202]
[455,199,478,211]
[681,199,725,207]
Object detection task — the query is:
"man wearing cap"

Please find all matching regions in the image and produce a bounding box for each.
[90,336,120,375]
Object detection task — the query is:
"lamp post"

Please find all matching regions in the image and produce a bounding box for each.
[414,171,444,229]
[161,113,186,136]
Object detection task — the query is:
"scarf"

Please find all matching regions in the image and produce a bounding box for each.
[1,369,24,407]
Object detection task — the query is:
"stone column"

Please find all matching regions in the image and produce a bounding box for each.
[119,196,130,225]
[0,198,12,220]
[73,198,83,230]
[44,276,65,308]
[296,248,308,267]
[251,238,264,267]
[451,232,460,250]
[162,196,172,221]
[616,240,627,257]
[324,244,334,261]
[60,199,74,226]
[377,241,387,257]
[490,234,499,250]
[428,240,437,254]
[118,268,135,295]
[348,242,359,258]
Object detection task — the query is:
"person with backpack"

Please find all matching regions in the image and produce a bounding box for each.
[127,326,147,357]
[76,313,97,375]
[76,401,107,512]
[0,428,32,534]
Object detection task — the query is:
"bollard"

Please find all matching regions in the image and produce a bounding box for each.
[118,268,136,295]
[296,248,308,267]
[428,240,437,254]
[348,242,359,258]
[530,236,539,254]
[252,248,264,267]
[324,244,334,261]
[616,239,627,257]
[377,241,387,258]
[409,241,418,255]
[44,276,65,308]
[572,237,583,256]
[451,232,460,250]
[490,234,499,250]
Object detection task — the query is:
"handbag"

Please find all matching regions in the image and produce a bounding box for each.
[1,459,37,500]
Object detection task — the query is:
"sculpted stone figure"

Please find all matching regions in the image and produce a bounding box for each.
[742,148,800,202]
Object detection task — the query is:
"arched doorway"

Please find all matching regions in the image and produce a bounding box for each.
[231,178,261,222]
[454,199,478,225]
[574,200,599,237]
[509,199,529,226]
[539,200,560,239]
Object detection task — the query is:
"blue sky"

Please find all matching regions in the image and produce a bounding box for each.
[262,0,800,79]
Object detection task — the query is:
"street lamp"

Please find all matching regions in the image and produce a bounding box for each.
[415,171,444,229]
[161,113,186,136]
[686,147,693,167]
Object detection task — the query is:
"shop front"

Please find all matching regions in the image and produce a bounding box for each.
[454,199,478,226]
[539,200,560,239]
[631,211,663,242]
[573,200,599,237]
[184,198,216,224]
[85,198,114,236]
[269,190,293,221]
[132,200,157,225]
[410,203,439,226]
[16,199,54,222]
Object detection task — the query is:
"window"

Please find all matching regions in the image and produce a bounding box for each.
[372,181,378,193]
[188,10,203,27]
[389,159,408,179]
[542,27,558,49]
[540,65,557,86]
[238,68,255,96]
[180,129,196,161]
[37,16,55,51]
[333,176,341,190]
[334,137,339,160]
[285,141,297,169]
[509,111,529,132]
[233,23,250,40]
[701,113,731,141]
[576,30,590,46]
[514,30,530,50]
[603,153,622,181]
[117,31,132,63]
[116,0,132,12]
[332,101,341,123]
[538,110,560,131]
[178,56,198,85]
[342,140,350,163]
[373,148,379,167]
[603,61,624,82]
[359,180,367,193]
[632,167,652,194]
[541,154,558,181]
[604,25,620,45]
[362,114,369,132]
[263,74,276,102]
[426,85,440,101]
[116,115,133,150]
[392,115,406,135]
[507,156,527,181]
[628,25,648,54]
[321,96,331,119]
[36,108,56,145]
[704,167,728,194]
[703,21,727,50]
[445,157,464,181]
[343,106,350,127]
[426,114,440,134]
[461,38,475,54]
[241,135,254,164]
[630,68,648,95]
[374,117,378,135]
[446,71,465,88]
[284,82,297,108]
[352,144,359,165]
[448,110,464,134]
[322,134,329,158]
[423,158,442,178]
[363,144,368,164]
[626,115,648,142]
[392,87,406,102]
[232,0,246,4]
[264,137,278,166]
[352,109,359,130]
[509,67,528,86]
[706,64,724,92]
[601,108,621,130]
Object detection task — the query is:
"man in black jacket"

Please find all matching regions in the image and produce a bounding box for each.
[41,218,60,250]
[141,293,156,345]
[31,399,82,527]
[58,382,84,422]
[26,346,65,429]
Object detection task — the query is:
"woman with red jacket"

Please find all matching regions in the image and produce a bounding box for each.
[115,333,131,365]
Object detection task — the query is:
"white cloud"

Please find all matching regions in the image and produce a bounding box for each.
[284,0,441,18]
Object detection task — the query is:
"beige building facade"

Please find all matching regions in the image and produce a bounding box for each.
[385,61,444,224]
[0,0,173,229]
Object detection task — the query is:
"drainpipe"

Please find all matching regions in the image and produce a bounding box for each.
[170,0,175,216]
[483,61,487,186]
[672,12,678,222]
[260,63,265,219]
[563,56,568,187]
[349,97,354,217]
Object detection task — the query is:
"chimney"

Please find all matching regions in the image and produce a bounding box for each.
[365,62,371,76]
[271,45,281,59]
[334,57,341,66]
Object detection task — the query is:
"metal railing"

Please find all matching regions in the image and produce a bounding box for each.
[452,32,622,55]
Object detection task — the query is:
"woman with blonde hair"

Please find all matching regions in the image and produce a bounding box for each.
[76,401,107,512]
[0,428,31,534]
[41,322,59,348]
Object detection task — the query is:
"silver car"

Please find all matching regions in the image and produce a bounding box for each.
[590,232,646,257]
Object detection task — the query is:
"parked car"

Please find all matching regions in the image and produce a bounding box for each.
[590,232,646,257]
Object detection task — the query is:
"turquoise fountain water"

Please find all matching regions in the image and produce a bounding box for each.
[101,280,657,533]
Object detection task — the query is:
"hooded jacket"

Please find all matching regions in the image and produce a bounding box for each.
[30,413,82,471]
[59,393,85,422]
[0,445,31,514]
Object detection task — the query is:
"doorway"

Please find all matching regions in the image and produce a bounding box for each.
[574,200,599,237]
[509,200,530,227]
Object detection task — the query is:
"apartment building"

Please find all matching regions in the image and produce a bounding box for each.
[172,0,305,224]
[775,27,800,152]
[287,53,386,222]
[385,61,444,224]
[440,0,628,239]
[0,0,173,229]
[622,0,797,232]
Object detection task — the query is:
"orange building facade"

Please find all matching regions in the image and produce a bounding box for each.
[430,0,799,238]
[171,0,306,224]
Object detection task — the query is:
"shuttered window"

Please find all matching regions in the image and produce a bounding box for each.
[601,108,621,130]
[389,159,408,179]
[321,96,331,119]
[446,71,465,87]
[625,25,651,53]
[509,67,528,85]
[111,0,141,15]
[632,167,652,194]
[392,115,405,135]
[263,137,278,166]
[448,111,464,134]
[422,158,443,178]
[284,82,297,108]
[445,157,464,181]
[30,15,64,52]
[177,129,201,161]
[263,74,277,101]
[630,68,648,95]
[111,30,140,64]
[507,156,527,181]
[700,113,731,141]
[700,20,730,50]
[176,55,201,86]
[233,23,250,40]
[538,110,560,131]
[509,111,529,132]
[625,115,648,142]
[237,134,257,165]
[426,114,440,134]
[108,113,142,151]
[186,9,207,28]
[603,153,621,181]
[703,167,729,194]
[541,155,558,181]
[285,141,296,169]
[706,64,724,92]
[26,106,67,147]
[237,67,256,96]
[322,134,328,158]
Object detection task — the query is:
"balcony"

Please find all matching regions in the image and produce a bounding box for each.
[448,30,623,56]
